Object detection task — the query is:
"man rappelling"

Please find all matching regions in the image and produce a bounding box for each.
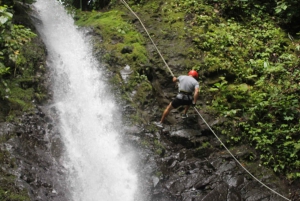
[154,70,199,128]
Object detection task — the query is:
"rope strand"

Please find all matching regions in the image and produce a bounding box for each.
[193,107,291,201]
[121,0,291,200]
[120,0,174,77]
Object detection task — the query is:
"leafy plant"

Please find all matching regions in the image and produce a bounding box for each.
[0,5,36,77]
[166,0,300,179]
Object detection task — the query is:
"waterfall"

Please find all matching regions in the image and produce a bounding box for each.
[33,0,139,200]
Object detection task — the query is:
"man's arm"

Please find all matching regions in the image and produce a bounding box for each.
[193,87,199,105]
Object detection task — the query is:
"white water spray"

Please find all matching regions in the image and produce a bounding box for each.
[33,0,139,200]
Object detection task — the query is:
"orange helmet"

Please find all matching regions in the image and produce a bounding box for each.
[188,70,198,78]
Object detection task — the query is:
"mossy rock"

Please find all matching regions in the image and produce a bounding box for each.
[75,10,149,73]
[0,135,29,201]
[133,80,153,105]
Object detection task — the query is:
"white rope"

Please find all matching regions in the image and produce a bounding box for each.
[120,0,291,200]
[193,107,291,201]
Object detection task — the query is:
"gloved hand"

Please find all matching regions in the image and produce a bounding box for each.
[192,101,196,107]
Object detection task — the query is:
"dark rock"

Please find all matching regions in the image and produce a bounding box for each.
[201,182,229,201]
[121,46,133,54]
[8,108,69,201]
[169,129,200,148]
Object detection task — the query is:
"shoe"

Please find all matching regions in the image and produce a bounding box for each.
[181,114,188,119]
[154,121,164,128]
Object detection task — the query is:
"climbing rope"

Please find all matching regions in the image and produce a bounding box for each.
[193,108,291,201]
[120,0,291,200]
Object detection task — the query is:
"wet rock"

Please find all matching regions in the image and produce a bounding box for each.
[194,174,217,190]
[152,175,160,187]
[137,122,294,201]
[7,107,70,201]
[215,160,237,175]
[201,182,230,201]
[169,129,200,148]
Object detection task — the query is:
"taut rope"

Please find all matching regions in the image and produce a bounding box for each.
[120,0,174,77]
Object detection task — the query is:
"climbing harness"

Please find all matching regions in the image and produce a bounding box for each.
[178,91,192,100]
[179,90,192,95]
[120,0,292,200]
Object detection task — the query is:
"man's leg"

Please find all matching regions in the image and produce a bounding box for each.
[183,105,190,115]
[160,102,173,123]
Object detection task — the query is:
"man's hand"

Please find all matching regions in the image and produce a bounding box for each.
[192,101,196,107]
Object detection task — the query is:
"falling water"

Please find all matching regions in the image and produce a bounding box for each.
[33,0,139,200]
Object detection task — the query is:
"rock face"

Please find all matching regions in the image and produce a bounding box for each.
[122,115,294,201]
[3,107,69,201]
[114,2,300,200]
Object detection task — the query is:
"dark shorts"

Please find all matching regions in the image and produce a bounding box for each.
[171,97,192,109]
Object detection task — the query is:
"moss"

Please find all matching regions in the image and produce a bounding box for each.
[140,139,148,146]
[0,34,46,121]
[0,136,29,201]
[200,141,211,149]
[0,77,37,121]
[154,139,165,156]
[0,188,30,201]
[109,73,123,85]
[8,81,35,110]
[16,40,46,77]
[133,81,152,105]
[76,10,148,70]
[117,42,148,64]
[155,171,163,178]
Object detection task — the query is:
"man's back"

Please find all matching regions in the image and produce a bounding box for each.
[178,75,199,93]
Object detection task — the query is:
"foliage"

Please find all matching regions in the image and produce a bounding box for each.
[74,0,300,180]
[75,10,148,65]
[202,0,300,33]
[187,2,300,178]
[203,0,276,19]
[274,0,300,32]
[0,5,37,76]
[0,5,13,77]
[87,0,112,10]
[0,4,46,120]
[0,2,45,200]
[59,0,117,11]
[133,76,152,105]
[151,0,300,179]
[154,139,165,156]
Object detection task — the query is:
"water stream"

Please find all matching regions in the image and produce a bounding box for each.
[33,0,139,200]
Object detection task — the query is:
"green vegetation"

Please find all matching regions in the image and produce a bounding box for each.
[170,0,300,179]
[154,140,165,156]
[75,0,300,179]
[0,4,46,121]
[202,0,300,33]
[0,2,46,200]
[94,0,300,180]
[75,10,148,66]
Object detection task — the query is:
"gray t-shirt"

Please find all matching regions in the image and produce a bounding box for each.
[177,75,199,93]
